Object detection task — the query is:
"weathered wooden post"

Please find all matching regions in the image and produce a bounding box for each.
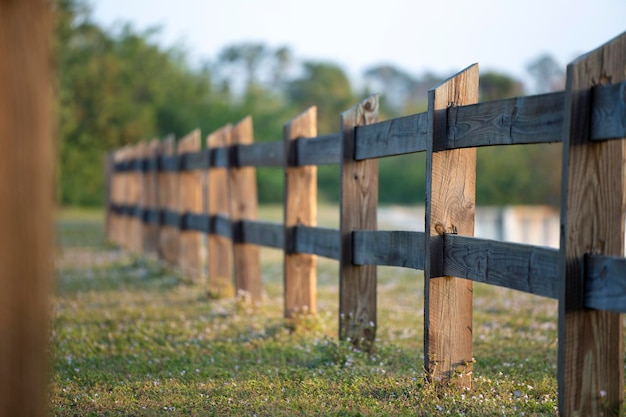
[177,130,203,280]
[158,135,179,264]
[229,117,262,303]
[339,95,379,352]
[424,64,478,388]
[0,2,53,415]
[143,139,160,257]
[207,125,235,298]
[284,107,318,318]
[558,32,625,416]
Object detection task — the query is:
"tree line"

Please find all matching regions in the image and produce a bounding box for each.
[55,0,565,207]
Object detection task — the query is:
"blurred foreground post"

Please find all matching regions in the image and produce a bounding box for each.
[0,2,54,416]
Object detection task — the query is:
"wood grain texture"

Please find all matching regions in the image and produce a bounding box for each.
[158,136,179,265]
[229,117,262,303]
[237,141,284,167]
[424,64,478,388]
[443,235,559,299]
[558,32,625,417]
[207,125,234,298]
[177,130,203,281]
[142,139,160,256]
[355,112,428,160]
[293,226,340,260]
[0,3,54,415]
[585,254,626,313]
[284,107,317,318]
[446,92,563,149]
[296,132,341,166]
[339,95,379,352]
[353,231,425,270]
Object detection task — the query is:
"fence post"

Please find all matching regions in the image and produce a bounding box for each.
[0,2,53,415]
[558,32,625,416]
[119,145,132,250]
[143,139,160,257]
[229,117,262,303]
[339,95,379,352]
[104,151,113,242]
[177,130,203,281]
[424,64,478,388]
[207,125,235,298]
[130,142,145,253]
[158,135,179,265]
[110,148,124,246]
[284,107,317,318]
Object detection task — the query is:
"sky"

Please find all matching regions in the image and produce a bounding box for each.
[91,0,625,91]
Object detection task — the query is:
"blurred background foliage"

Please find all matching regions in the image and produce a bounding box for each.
[55,0,565,207]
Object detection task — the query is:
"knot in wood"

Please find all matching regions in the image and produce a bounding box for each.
[434,223,445,235]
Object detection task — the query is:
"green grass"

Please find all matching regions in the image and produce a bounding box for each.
[50,207,567,416]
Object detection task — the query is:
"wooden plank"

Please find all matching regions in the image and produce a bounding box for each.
[241,220,284,249]
[236,141,284,167]
[211,214,233,239]
[142,139,160,257]
[558,32,626,417]
[424,64,478,388]
[0,3,53,414]
[293,226,340,260]
[446,92,564,149]
[443,235,559,299]
[591,81,626,141]
[355,113,428,160]
[207,125,234,298]
[185,213,210,233]
[353,231,425,270]
[339,94,379,352]
[181,148,211,171]
[229,117,262,303]
[585,254,626,313]
[350,82,624,159]
[159,154,179,172]
[284,107,318,318]
[158,135,179,265]
[177,129,203,281]
[296,133,341,166]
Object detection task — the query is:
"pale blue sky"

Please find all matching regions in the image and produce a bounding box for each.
[92,0,625,90]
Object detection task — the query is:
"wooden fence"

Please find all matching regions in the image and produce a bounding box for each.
[105,32,626,416]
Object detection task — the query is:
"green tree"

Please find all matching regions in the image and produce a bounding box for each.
[287,61,354,134]
[479,71,525,101]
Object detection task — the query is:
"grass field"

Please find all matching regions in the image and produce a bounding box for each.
[50,207,569,416]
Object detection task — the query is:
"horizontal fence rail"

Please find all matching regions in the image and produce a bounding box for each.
[105,32,626,417]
